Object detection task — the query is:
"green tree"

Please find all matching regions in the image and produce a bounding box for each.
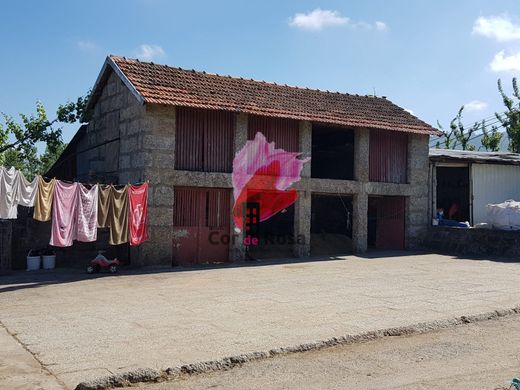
[436,106,478,151]
[38,142,68,175]
[0,93,90,177]
[496,78,520,152]
[480,120,503,152]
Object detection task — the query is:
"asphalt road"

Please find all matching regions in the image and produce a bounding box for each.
[140,315,520,390]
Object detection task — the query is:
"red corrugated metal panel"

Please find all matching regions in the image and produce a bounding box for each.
[247,115,299,175]
[173,187,231,265]
[173,187,200,226]
[175,107,234,172]
[369,129,408,184]
[376,196,406,250]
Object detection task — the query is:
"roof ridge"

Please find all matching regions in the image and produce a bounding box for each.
[109,55,386,99]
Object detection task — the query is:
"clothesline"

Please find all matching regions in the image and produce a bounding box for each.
[0,166,149,248]
[40,176,149,187]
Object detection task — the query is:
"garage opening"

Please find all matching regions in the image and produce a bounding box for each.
[311,194,353,255]
[311,125,354,180]
[172,187,231,266]
[248,203,295,259]
[368,196,406,250]
[436,166,470,223]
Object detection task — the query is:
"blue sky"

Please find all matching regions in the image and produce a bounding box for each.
[1,0,520,147]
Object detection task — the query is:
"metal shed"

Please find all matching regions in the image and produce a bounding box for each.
[429,149,520,225]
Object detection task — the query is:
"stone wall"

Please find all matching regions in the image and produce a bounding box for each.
[423,226,520,257]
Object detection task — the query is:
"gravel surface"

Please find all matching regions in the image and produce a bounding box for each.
[139,315,520,390]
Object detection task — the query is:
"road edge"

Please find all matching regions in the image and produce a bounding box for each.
[75,305,520,390]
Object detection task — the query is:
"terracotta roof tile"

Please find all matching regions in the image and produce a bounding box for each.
[110,56,439,135]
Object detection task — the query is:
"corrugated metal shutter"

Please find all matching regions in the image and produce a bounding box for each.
[472,164,520,224]
[369,129,408,184]
[247,115,299,175]
[175,107,234,172]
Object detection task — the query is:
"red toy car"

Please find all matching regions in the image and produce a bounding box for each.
[87,252,120,274]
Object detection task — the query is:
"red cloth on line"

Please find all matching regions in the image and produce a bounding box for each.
[128,182,149,246]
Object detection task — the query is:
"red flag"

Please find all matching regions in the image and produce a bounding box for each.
[128,183,148,246]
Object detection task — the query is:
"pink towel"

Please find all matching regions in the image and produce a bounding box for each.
[76,184,98,242]
[50,181,78,247]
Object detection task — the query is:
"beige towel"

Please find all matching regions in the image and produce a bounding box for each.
[108,185,129,245]
[97,184,111,228]
[33,177,56,222]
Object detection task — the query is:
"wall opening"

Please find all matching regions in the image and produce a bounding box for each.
[248,202,295,259]
[436,166,470,222]
[310,194,353,255]
[311,126,354,180]
[368,196,406,250]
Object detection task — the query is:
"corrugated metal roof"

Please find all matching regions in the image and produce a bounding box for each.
[429,149,520,165]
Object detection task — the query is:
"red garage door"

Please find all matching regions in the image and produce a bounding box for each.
[173,187,231,266]
[376,196,406,250]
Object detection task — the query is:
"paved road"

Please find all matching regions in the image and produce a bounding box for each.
[1,252,520,388]
[141,315,520,390]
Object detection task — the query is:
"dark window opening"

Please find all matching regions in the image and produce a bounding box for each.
[436,166,470,223]
[310,194,353,255]
[311,126,354,180]
[248,201,295,259]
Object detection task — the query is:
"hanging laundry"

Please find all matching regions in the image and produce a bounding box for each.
[97,184,111,228]
[50,181,78,247]
[128,183,148,246]
[34,177,56,222]
[17,172,38,207]
[0,167,20,219]
[76,184,98,242]
[107,185,129,245]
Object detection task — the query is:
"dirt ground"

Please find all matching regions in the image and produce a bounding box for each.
[140,315,520,390]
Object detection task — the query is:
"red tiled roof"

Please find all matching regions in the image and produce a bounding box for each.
[109,56,439,135]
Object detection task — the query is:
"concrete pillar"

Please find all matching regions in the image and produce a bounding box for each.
[230,113,248,262]
[293,191,311,257]
[293,121,312,257]
[406,134,430,249]
[299,121,312,178]
[352,192,368,253]
[354,128,370,182]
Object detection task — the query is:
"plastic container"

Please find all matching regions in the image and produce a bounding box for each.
[26,255,41,271]
[42,255,56,270]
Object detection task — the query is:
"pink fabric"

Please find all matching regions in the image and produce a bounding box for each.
[50,181,79,247]
[128,183,149,246]
[232,132,310,200]
[76,184,98,242]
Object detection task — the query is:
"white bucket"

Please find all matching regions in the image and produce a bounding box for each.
[26,256,41,271]
[42,255,56,270]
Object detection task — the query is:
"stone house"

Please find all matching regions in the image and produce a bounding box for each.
[51,55,439,266]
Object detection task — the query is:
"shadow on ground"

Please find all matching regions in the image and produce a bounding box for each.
[1,249,519,294]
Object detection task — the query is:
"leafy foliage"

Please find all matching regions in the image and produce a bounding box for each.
[436,106,478,151]
[496,78,520,153]
[480,120,503,152]
[0,92,90,178]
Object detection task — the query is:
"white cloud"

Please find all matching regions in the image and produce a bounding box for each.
[134,44,166,61]
[289,9,387,32]
[404,108,415,115]
[289,9,349,31]
[464,100,488,112]
[473,15,520,41]
[77,40,98,52]
[375,21,387,32]
[490,50,520,72]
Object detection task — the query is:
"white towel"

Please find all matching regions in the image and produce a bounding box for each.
[76,184,98,242]
[0,167,20,219]
[17,173,38,207]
